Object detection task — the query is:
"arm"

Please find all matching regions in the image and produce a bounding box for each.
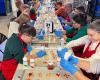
[77,46,100,74]
[74,71,90,80]
[55,7,64,16]
[69,55,100,74]
[60,58,90,80]
[66,25,88,42]
[66,35,88,48]
[77,58,90,71]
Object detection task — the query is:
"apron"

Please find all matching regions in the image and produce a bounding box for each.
[81,41,100,58]
[72,45,85,57]
[81,41,100,79]
[0,34,27,80]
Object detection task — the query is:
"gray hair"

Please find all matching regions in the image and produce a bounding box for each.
[89,19,100,32]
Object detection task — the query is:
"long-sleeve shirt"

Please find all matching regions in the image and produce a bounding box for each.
[66,35,100,74]
[3,33,27,64]
[55,6,66,18]
[66,24,88,42]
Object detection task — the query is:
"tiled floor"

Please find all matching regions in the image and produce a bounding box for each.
[0,15,12,36]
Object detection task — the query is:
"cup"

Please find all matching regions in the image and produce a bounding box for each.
[23,57,28,66]
[47,62,54,70]
[30,59,35,68]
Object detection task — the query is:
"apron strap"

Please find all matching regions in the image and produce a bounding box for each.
[84,41,92,52]
[95,42,100,50]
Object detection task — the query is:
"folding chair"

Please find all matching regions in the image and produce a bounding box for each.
[0,33,7,61]
[0,33,7,44]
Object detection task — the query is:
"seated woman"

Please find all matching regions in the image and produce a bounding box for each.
[63,19,100,80]
[0,24,45,80]
[63,13,88,42]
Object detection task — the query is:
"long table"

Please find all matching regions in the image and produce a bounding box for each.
[12,47,77,80]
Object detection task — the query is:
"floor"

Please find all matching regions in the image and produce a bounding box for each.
[0,15,12,36]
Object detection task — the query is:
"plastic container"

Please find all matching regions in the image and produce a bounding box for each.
[47,62,54,70]
[30,59,35,68]
[23,57,28,66]
[64,50,72,60]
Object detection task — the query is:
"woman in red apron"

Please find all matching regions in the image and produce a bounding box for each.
[60,19,100,80]
[81,41,100,58]
[0,24,36,80]
[80,41,100,79]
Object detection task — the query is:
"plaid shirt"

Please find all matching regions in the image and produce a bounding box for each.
[55,6,66,18]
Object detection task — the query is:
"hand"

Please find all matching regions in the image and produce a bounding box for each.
[36,29,45,40]
[57,48,68,58]
[36,50,46,57]
[68,55,78,65]
[64,50,78,64]
[63,25,72,30]
[36,34,44,40]
[54,30,62,38]
[60,58,78,75]
[27,45,32,53]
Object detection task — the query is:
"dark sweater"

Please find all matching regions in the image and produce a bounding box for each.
[66,24,88,42]
[3,34,27,64]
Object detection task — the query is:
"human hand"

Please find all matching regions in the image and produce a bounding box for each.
[68,55,78,64]
[57,48,68,58]
[64,50,78,64]
[54,30,63,38]
[36,50,46,57]
[60,58,78,75]
[27,45,32,53]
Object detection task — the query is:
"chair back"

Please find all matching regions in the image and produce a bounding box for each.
[0,33,7,44]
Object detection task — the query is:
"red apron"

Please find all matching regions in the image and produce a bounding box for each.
[1,59,18,80]
[72,45,85,57]
[81,41,100,58]
[81,41,100,79]
[0,34,27,80]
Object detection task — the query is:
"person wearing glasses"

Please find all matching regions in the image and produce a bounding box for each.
[0,24,45,80]
[63,13,88,43]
